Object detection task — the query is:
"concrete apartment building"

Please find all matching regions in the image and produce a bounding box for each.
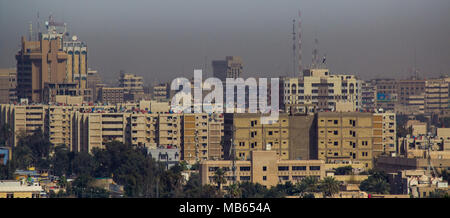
[62,36,91,101]
[0,104,46,147]
[222,113,317,161]
[87,69,102,102]
[200,150,325,188]
[282,68,362,112]
[223,113,291,161]
[317,112,374,169]
[0,68,17,104]
[372,112,396,157]
[158,114,182,149]
[152,83,171,102]
[360,81,376,112]
[212,56,243,81]
[46,105,74,149]
[182,113,224,163]
[73,112,130,152]
[424,78,449,114]
[397,79,426,105]
[16,33,67,103]
[118,73,145,102]
[100,87,125,104]
[373,79,397,111]
[129,113,159,148]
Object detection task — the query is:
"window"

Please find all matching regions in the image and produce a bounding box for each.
[310,166,321,171]
[263,166,267,171]
[278,176,289,181]
[240,176,251,181]
[240,166,251,171]
[278,166,289,171]
[292,166,306,171]
[263,176,267,181]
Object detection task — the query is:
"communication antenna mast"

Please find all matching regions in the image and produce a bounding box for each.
[298,10,303,76]
[292,19,297,76]
[36,12,40,40]
[28,22,33,41]
[312,37,319,69]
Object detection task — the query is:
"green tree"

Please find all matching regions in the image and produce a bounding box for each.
[319,177,341,197]
[359,170,390,194]
[239,182,268,198]
[51,145,71,177]
[226,183,242,198]
[212,168,227,191]
[0,124,12,146]
[334,166,353,175]
[299,176,319,194]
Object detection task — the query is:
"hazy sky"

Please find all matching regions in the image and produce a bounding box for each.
[1,0,449,85]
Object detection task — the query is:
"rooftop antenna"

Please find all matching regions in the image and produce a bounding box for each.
[414,47,418,79]
[28,22,33,41]
[298,10,303,76]
[36,11,40,40]
[312,36,319,69]
[292,19,297,76]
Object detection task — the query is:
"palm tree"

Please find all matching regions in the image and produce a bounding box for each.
[298,176,319,197]
[213,168,227,191]
[319,177,341,198]
[226,183,241,198]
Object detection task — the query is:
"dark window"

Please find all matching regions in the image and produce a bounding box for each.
[310,166,321,171]
[292,166,306,171]
[240,166,251,171]
[278,166,289,171]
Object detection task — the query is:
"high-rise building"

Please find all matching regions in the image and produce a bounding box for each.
[87,69,102,102]
[63,36,88,91]
[212,56,243,81]
[16,33,67,102]
[283,68,362,112]
[182,113,224,163]
[118,72,144,102]
[424,78,449,114]
[152,83,170,102]
[0,68,17,104]
[317,112,374,169]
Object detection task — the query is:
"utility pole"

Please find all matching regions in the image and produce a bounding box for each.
[231,125,236,185]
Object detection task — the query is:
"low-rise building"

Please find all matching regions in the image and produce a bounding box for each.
[199,150,325,189]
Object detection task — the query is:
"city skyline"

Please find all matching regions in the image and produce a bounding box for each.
[1,0,450,83]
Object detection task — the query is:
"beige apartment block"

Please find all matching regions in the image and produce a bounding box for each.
[73,112,129,152]
[1,104,47,147]
[129,113,158,148]
[16,34,68,103]
[0,68,17,104]
[425,79,449,114]
[283,68,362,112]
[182,113,224,163]
[372,112,396,157]
[100,87,125,104]
[200,150,325,188]
[224,113,290,161]
[47,106,74,149]
[158,114,182,149]
[317,112,374,169]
